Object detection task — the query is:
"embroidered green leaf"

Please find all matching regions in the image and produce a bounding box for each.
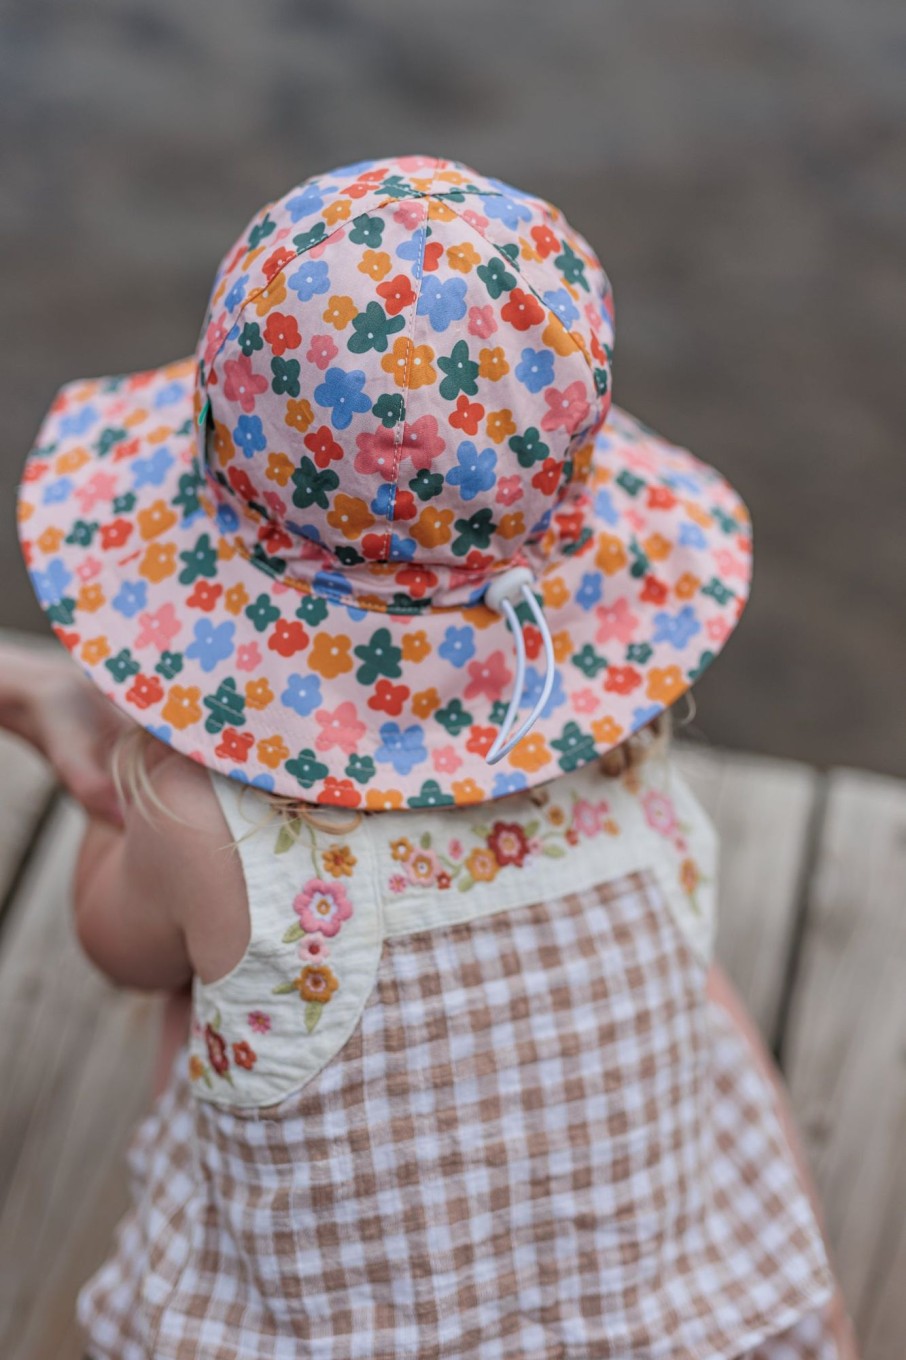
[282,921,304,944]
[275,818,303,854]
[272,981,297,995]
[419,831,432,850]
[304,1001,324,1033]
[470,823,491,838]
[542,844,567,858]
[524,819,540,838]
[457,876,473,892]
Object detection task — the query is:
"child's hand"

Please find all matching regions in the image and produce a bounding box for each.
[0,641,130,825]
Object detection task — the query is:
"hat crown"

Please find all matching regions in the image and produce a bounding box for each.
[196,155,615,611]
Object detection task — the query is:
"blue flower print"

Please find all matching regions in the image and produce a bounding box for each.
[652,606,702,649]
[233,414,267,458]
[153,381,186,409]
[678,522,707,550]
[42,477,74,505]
[492,771,528,798]
[417,276,467,333]
[438,625,475,669]
[446,441,497,501]
[215,502,240,534]
[286,184,324,222]
[375,722,428,776]
[632,703,663,729]
[185,619,236,673]
[514,347,555,394]
[575,572,603,610]
[314,368,371,431]
[388,533,417,561]
[542,288,579,329]
[225,274,249,311]
[521,666,567,717]
[481,194,532,230]
[132,446,174,488]
[147,723,173,744]
[112,580,148,619]
[593,487,620,526]
[396,228,427,280]
[287,258,330,302]
[32,558,72,607]
[282,673,322,717]
[58,405,98,438]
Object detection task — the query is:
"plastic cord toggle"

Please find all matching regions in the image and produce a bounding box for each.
[483,567,556,765]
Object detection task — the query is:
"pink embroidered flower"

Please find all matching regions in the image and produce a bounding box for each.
[594,597,638,646]
[222,354,268,413]
[133,602,181,652]
[293,879,353,937]
[464,649,512,703]
[468,304,497,339]
[571,798,609,839]
[641,790,678,838]
[235,641,262,672]
[432,745,462,774]
[247,1010,271,1034]
[448,838,464,861]
[399,414,446,471]
[407,849,439,886]
[389,873,409,894]
[314,701,367,754]
[298,933,330,964]
[540,380,590,433]
[306,334,338,370]
[488,821,529,867]
[495,475,523,506]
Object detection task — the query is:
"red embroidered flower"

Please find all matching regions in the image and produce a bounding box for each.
[125,673,164,710]
[232,1041,257,1071]
[488,821,530,867]
[268,619,308,657]
[205,1025,229,1076]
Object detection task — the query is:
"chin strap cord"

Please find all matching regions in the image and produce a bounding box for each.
[484,567,556,766]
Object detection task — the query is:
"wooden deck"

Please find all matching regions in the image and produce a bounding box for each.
[0,732,904,1359]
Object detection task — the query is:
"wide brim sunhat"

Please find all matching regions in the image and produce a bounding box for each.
[18,154,751,809]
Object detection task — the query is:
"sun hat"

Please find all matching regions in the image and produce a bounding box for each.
[17,154,751,810]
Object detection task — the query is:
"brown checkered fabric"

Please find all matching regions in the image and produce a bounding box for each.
[80,870,833,1359]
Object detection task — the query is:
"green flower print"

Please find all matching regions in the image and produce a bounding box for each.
[626,641,653,665]
[112,492,137,515]
[65,520,97,547]
[291,456,340,511]
[616,470,644,497]
[508,427,549,468]
[554,241,589,291]
[348,213,385,249]
[438,340,479,401]
[204,678,246,735]
[435,697,473,736]
[452,507,496,556]
[407,779,456,810]
[477,256,516,299]
[155,650,184,679]
[238,322,263,356]
[347,302,405,355]
[373,392,405,427]
[346,753,376,784]
[173,471,202,519]
[410,468,444,501]
[271,356,301,397]
[245,593,281,633]
[295,594,330,626]
[572,644,608,678]
[702,577,734,607]
[354,627,403,685]
[551,722,597,773]
[105,648,140,684]
[291,221,326,252]
[178,533,218,586]
[248,212,276,249]
[285,748,330,788]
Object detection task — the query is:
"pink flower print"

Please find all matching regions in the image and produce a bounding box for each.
[641,790,678,839]
[462,209,489,233]
[571,798,608,838]
[468,304,497,339]
[399,414,446,471]
[541,381,590,434]
[203,315,229,366]
[572,686,600,714]
[623,508,646,533]
[307,334,338,371]
[464,649,513,703]
[298,933,331,964]
[222,354,268,413]
[355,426,397,480]
[594,598,638,646]
[247,1010,272,1034]
[393,201,425,230]
[495,476,523,506]
[713,548,749,582]
[134,603,181,652]
[315,701,367,754]
[236,642,262,672]
[76,470,117,514]
[293,879,353,937]
[432,745,462,775]
[76,555,102,584]
[706,616,732,645]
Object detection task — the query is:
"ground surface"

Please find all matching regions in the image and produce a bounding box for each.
[2,0,904,774]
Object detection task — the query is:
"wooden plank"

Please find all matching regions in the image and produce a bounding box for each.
[782,769,906,1360]
[0,731,55,911]
[0,799,160,1360]
[675,743,821,1043]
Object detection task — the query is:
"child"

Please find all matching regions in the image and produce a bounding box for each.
[10,155,856,1359]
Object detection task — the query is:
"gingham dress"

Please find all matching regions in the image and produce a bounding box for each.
[79,757,837,1360]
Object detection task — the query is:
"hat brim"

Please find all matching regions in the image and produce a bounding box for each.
[18,357,751,808]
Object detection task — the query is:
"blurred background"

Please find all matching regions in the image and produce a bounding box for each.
[2,0,904,774]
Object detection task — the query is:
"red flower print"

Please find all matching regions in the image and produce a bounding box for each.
[488,821,530,867]
[262,245,295,281]
[464,649,512,703]
[187,580,222,611]
[465,725,496,757]
[531,457,562,496]
[216,728,255,762]
[501,287,544,331]
[205,1024,229,1076]
[530,224,559,258]
[449,395,485,435]
[232,1041,257,1071]
[368,680,410,716]
[227,466,257,502]
[394,564,438,599]
[361,532,389,560]
[604,666,642,695]
[125,673,164,710]
[541,380,591,433]
[640,576,669,605]
[268,619,309,657]
[304,425,344,469]
[377,273,417,316]
[321,777,362,808]
[647,485,677,511]
[423,240,443,272]
[305,334,338,370]
[258,522,294,556]
[263,312,302,356]
[392,489,418,522]
[398,414,446,471]
[222,354,269,412]
[99,519,132,550]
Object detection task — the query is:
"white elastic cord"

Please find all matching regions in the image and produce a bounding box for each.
[485,576,556,766]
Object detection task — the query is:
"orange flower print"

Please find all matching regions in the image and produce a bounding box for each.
[285,398,314,433]
[411,505,453,550]
[137,498,177,540]
[251,273,287,316]
[365,788,404,811]
[327,493,375,540]
[359,249,391,281]
[258,734,290,769]
[646,665,686,705]
[591,715,624,745]
[644,532,672,562]
[139,541,177,583]
[541,575,569,609]
[486,409,517,444]
[212,422,235,467]
[478,347,510,382]
[81,637,110,666]
[401,630,431,662]
[412,686,441,719]
[266,451,294,486]
[245,677,275,710]
[595,533,628,575]
[507,732,552,773]
[498,512,525,540]
[552,630,573,663]
[162,685,203,730]
[57,446,91,474]
[37,526,65,554]
[78,583,105,613]
[381,336,436,390]
[464,846,498,882]
[542,318,578,356]
[675,571,701,600]
[323,198,351,225]
[447,241,481,273]
[322,295,357,330]
[309,632,353,678]
[452,778,484,804]
[224,583,250,615]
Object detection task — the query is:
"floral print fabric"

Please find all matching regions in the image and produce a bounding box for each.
[18,154,752,805]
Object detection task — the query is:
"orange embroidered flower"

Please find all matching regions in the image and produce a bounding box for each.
[78,583,105,613]
[381,336,436,389]
[322,294,357,329]
[188,1055,207,1083]
[359,249,391,281]
[646,665,686,705]
[410,505,453,549]
[322,845,357,878]
[224,583,250,615]
[366,788,404,811]
[412,686,440,719]
[139,542,177,583]
[390,837,413,863]
[595,533,628,575]
[447,241,481,273]
[251,273,287,316]
[546,805,566,827]
[680,858,701,895]
[245,677,274,710]
[465,846,498,882]
[137,499,177,540]
[81,636,110,666]
[327,493,375,540]
[285,398,314,433]
[485,409,517,444]
[266,451,294,486]
[293,965,339,1004]
[507,732,552,773]
[258,734,290,769]
[401,630,431,662]
[309,632,353,678]
[478,346,510,382]
[162,685,202,730]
